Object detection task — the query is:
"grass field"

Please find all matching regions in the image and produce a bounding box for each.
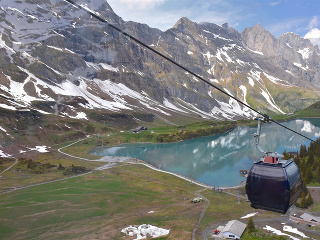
[0,150,102,188]
[1,160,292,240]
[0,164,204,239]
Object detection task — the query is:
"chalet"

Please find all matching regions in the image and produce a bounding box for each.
[300,213,320,223]
[216,220,246,239]
[132,126,148,133]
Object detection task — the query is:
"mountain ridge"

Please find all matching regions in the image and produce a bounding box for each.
[0,0,319,126]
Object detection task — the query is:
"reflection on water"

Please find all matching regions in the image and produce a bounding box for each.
[89,119,320,187]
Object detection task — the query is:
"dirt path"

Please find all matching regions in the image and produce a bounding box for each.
[192,188,210,240]
[0,157,18,176]
[0,170,93,195]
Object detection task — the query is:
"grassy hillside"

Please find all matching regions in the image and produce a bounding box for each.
[292,101,320,118]
[1,114,319,239]
[1,162,283,240]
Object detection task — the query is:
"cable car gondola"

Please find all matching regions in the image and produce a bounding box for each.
[245,118,303,214]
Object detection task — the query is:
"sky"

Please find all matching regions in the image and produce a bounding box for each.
[106,0,320,38]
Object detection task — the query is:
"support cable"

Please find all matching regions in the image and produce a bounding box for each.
[64,0,316,143]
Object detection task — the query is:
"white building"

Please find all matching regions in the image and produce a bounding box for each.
[300,213,320,223]
[220,220,247,239]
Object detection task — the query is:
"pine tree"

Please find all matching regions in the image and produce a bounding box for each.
[316,166,320,181]
[300,159,306,179]
[299,145,308,158]
[307,152,315,167]
[298,192,308,208]
[57,163,64,170]
[294,155,300,168]
[304,168,312,184]
[247,217,255,234]
[306,193,313,206]
[312,158,319,171]
[282,150,289,160]
[302,183,308,195]
[316,144,320,156]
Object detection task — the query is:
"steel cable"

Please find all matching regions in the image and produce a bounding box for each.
[64,0,316,143]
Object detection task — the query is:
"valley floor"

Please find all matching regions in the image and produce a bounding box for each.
[1,138,320,240]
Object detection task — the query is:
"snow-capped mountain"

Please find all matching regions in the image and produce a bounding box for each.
[0,0,319,123]
[305,28,320,48]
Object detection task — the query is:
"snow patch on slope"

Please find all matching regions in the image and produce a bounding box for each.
[0,150,11,158]
[263,72,291,86]
[248,77,254,86]
[247,47,264,55]
[239,85,248,104]
[163,98,188,113]
[298,48,311,59]
[260,89,284,114]
[202,30,233,42]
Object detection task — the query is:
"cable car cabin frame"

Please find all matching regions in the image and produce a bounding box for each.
[246,156,302,213]
[245,118,303,214]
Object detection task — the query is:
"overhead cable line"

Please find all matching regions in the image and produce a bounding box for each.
[64,0,316,144]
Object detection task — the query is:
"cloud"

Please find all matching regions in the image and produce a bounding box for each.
[267,18,308,36]
[308,16,319,30]
[108,0,167,10]
[268,1,281,7]
[311,39,320,47]
[186,1,250,30]
[107,0,246,31]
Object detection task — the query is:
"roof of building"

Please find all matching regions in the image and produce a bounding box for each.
[301,213,320,222]
[223,220,247,237]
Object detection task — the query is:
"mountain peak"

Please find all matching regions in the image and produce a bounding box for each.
[221,22,240,37]
[279,32,313,49]
[173,17,195,27]
[241,23,275,54]
[279,32,301,38]
[77,0,108,8]
[172,17,198,33]
[221,22,232,29]
[242,23,273,37]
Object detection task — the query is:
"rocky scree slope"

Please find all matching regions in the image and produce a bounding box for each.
[0,0,319,124]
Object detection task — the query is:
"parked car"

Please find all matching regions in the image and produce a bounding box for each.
[191,197,204,203]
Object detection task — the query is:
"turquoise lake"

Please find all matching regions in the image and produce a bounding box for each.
[89,118,320,187]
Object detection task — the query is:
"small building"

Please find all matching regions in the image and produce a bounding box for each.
[300,213,320,223]
[217,220,246,239]
[132,126,148,133]
[287,151,298,157]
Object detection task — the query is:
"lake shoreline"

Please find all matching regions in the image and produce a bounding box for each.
[88,127,237,154]
[88,118,320,187]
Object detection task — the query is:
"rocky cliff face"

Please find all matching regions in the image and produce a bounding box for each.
[0,0,319,123]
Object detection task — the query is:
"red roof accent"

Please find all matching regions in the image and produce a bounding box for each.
[264,156,278,164]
